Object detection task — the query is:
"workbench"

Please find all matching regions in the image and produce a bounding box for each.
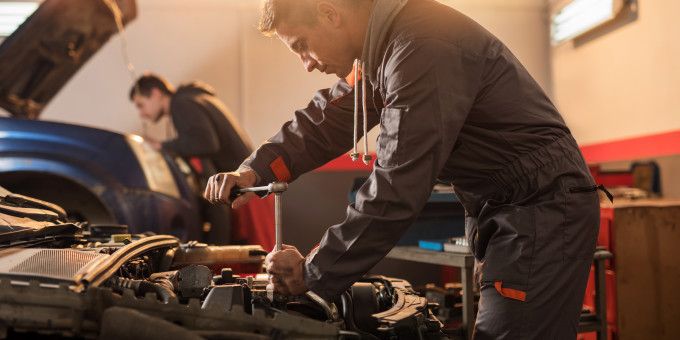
[386,246,476,340]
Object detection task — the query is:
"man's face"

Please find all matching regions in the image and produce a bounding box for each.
[132,89,164,123]
[276,18,356,78]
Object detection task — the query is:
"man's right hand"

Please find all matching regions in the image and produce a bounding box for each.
[204,168,257,209]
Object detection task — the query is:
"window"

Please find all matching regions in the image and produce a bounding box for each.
[0,1,40,37]
[550,0,629,45]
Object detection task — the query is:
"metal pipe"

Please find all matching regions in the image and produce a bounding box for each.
[230,182,288,251]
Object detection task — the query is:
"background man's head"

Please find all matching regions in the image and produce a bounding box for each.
[130,73,175,123]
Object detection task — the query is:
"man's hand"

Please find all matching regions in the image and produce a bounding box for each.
[143,135,162,151]
[204,168,256,208]
[265,244,309,296]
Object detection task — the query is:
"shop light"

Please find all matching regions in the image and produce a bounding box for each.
[0,2,40,37]
[551,0,623,45]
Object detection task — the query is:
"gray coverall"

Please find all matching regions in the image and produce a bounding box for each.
[242,0,601,338]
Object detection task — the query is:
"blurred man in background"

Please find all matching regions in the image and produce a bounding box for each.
[130,72,253,244]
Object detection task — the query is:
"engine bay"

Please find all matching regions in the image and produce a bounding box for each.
[0,188,445,340]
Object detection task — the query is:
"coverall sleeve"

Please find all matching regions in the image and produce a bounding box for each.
[162,97,220,157]
[303,38,484,301]
[241,79,379,185]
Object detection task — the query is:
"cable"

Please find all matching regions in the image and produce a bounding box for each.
[102,0,145,135]
[102,0,136,82]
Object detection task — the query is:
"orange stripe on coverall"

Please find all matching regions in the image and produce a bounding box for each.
[269,157,291,182]
[494,281,527,302]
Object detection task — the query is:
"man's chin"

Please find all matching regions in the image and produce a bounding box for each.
[336,68,353,79]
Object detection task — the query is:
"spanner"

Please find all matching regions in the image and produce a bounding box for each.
[229,181,288,251]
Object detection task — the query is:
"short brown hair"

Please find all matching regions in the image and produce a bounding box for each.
[258,0,367,36]
[129,72,175,100]
[259,0,318,36]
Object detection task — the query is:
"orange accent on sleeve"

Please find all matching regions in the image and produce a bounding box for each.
[269,157,291,182]
[494,281,527,302]
[188,157,203,174]
[333,63,363,105]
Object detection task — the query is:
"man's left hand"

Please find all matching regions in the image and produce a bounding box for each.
[265,244,309,296]
[142,135,162,150]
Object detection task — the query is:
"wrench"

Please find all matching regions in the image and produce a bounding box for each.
[229,181,288,251]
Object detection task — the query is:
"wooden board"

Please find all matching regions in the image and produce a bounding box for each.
[613,202,680,339]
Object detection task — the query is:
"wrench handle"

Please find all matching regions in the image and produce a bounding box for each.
[228,187,243,201]
[275,192,282,251]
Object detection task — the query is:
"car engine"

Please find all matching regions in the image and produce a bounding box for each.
[0,186,445,340]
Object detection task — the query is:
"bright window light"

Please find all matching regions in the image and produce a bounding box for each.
[0,2,40,37]
[551,0,617,45]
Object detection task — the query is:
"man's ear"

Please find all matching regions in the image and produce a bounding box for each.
[317,2,341,27]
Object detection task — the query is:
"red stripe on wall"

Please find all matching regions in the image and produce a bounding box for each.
[316,130,680,171]
[580,130,680,164]
[316,153,376,171]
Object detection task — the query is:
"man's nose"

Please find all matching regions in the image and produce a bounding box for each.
[300,54,317,72]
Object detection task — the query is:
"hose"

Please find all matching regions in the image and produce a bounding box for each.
[110,277,177,303]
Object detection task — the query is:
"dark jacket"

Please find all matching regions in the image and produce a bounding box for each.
[242,0,598,302]
[163,82,252,175]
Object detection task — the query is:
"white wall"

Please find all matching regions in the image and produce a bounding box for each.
[41,0,253,143]
[37,0,549,151]
[550,0,680,145]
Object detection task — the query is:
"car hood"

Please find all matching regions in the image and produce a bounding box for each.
[0,0,136,119]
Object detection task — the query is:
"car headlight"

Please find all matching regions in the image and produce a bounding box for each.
[125,134,180,199]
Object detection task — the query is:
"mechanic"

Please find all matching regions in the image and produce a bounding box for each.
[130,72,252,176]
[131,73,253,243]
[205,0,604,338]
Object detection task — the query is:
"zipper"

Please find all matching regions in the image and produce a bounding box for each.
[569,185,598,193]
[569,184,614,203]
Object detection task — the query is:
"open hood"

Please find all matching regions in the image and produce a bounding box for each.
[0,0,136,119]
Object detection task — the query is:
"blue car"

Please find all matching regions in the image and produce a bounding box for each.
[0,117,203,237]
[0,0,230,240]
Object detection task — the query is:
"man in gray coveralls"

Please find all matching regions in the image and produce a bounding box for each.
[205,0,602,338]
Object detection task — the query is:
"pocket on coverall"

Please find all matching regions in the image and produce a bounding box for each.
[376,107,403,167]
[475,200,536,285]
[560,176,600,260]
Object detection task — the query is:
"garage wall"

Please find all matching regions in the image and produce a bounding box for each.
[38,0,338,148]
[550,0,680,146]
[37,0,257,143]
[29,0,549,152]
